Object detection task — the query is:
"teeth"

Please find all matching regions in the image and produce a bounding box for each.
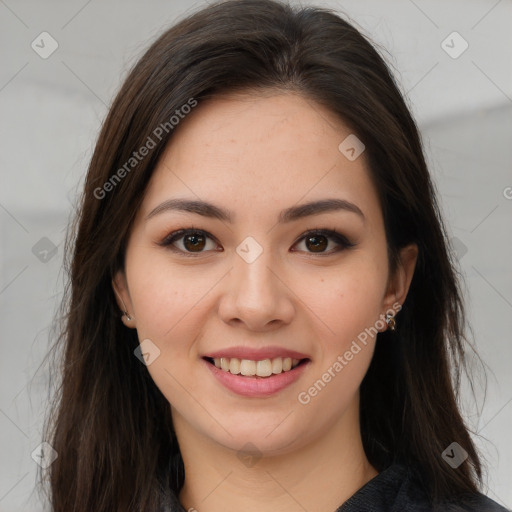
[240,359,256,376]
[256,359,272,377]
[272,357,282,374]
[229,358,241,375]
[211,356,303,377]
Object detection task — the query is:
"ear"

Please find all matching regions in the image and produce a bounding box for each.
[112,269,137,328]
[381,243,418,327]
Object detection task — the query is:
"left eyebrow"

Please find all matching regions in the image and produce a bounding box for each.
[146,198,365,223]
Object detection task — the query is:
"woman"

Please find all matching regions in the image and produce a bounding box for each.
[43,0,510,510]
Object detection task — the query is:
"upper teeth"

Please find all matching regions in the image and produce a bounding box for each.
[212,357,301,377]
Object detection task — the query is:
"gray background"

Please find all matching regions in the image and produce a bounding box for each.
[0,0,511,510]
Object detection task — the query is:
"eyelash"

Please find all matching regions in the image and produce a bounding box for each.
[158,226,356,257]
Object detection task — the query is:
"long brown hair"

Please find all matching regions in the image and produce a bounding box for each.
[43,0,486,509]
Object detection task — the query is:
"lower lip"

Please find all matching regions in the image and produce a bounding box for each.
[203,358,310,397]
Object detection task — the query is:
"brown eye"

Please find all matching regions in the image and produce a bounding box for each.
[305,234,328,252]
[160,227,354,257]
[183,232,206,252]
[159,228,219,256]
[293,229,355,255]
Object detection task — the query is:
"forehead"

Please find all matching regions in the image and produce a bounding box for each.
[140,92,382,227]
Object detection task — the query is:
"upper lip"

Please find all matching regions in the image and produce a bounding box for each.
[203,346,310,361]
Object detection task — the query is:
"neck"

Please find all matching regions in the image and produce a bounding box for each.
[174,399,378,512]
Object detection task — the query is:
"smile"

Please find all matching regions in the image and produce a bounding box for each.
[206,356,303,377]
[203,356,311,397]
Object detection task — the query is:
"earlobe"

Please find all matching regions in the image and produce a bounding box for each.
[112,271,136,328]
[120,313,136,328]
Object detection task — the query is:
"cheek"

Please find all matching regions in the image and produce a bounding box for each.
[297,270,385,417]
[127,239,388,351]
[125,250,209,405]
[316,259,387,344]
[125,246,211,340]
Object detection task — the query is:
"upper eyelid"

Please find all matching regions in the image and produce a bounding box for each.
[160,227,353,251]
[160,227,217,245]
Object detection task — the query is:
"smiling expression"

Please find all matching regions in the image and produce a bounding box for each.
[114,90,408,455]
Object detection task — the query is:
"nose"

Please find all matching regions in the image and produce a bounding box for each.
[217,244,295,331]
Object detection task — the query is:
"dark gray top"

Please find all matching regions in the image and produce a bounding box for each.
[160,463,510,511]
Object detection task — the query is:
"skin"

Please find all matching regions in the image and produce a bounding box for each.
[114,91,418,512]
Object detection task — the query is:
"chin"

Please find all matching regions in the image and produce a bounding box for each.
[195,411,311,455]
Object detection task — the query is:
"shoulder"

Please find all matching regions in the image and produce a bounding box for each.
[337,463,511,512]
[433,493,511,512]
[402,464,510,512]
[401,464,510,512]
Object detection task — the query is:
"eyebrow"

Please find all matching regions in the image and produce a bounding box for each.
[146,197,365,223]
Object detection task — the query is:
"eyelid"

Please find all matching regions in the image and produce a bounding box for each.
[292,228,355,251]
[157,227,220,256]
[158,227,355,256]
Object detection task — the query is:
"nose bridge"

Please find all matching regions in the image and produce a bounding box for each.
[232,235,279,300]
[219,234,294,328]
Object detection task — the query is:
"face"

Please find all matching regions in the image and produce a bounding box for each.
[114,91,416,456]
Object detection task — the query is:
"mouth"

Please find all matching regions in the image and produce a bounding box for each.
[203,356,310,378]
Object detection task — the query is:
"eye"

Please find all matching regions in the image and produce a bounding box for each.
[159,227,355,257]
[292,229,355,254]
[158,228,220,256]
